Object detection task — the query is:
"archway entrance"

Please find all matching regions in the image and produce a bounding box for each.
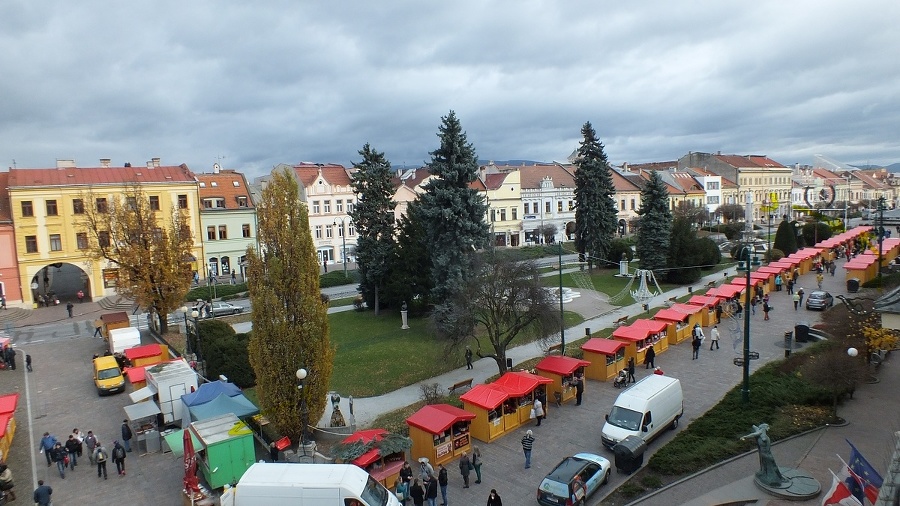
[30,263,91,304]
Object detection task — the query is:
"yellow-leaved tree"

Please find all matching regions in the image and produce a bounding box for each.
[246,168,334,443]
[79,185,194,334]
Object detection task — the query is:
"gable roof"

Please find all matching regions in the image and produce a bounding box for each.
[515,164,576,190]
[610,169,643,192]
[290,163,352,187]
[196,171,255,209]
[391,167,434,191]
[715,155,786,169]
[8,164,195,188]
[482,173,508,191]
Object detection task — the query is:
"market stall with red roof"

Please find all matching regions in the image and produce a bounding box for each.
[705,284,745,302]
[0,393,18,461]
[406,404,475,466]
[669,303,705,331]
[535,355,590,406]
[124,343,169,368]
[340,428,408,487]
[459,384,510,443]
[581,338,626,381]
[492,371,552,426]
[687,295,721,326]
[632,318,673,351]
[652,308,692,344]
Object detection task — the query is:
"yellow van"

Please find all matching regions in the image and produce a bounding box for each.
[93,356,125,395]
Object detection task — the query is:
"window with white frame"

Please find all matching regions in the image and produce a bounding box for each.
[336,200,343,213]
[326,225,333,239]
[312,201,320,214]
[314,225,322,239]
[348,224,355,236]
[324,201,331,214]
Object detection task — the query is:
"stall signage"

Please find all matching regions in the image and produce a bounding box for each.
[435,441,452,459]
[453,434,470,450]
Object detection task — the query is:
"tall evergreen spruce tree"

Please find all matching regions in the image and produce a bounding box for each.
[246,168,334,442]
[350,143,397,315]
[386,201,433,311]
[573,121,618,270]
[418,111,489,302]
[636,171,672,271]
[773,219,799,255]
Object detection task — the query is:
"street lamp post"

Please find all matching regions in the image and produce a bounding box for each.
[296,368,309,452]
[333,218,349,279]
[877,197,886,281]
[558,242,565,355]
[181,306,202,374]
[736,244,760,403]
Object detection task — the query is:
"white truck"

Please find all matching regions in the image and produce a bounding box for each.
[107,326,141,354]
[219,463,401,506]
[601,374,683,450]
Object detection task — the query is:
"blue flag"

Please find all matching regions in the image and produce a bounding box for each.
[847,439,882,504]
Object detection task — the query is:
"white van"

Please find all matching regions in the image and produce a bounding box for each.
[601,375,683,450]
[107,327,141,354]
[220,463,402,506]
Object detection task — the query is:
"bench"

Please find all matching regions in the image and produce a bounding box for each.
[614,315,629,327]
[706,281,717,289]
[448,378,474,394]
[546,343,563,355]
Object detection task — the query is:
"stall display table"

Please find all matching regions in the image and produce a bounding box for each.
[535,356,589,406]
[492,371,552,426]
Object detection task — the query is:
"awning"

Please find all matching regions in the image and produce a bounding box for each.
[129,385,157,403]
[124,400,161,421]
[163,428,204,457]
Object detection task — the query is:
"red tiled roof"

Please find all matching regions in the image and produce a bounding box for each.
[0,172,11,222]
[516,164,576,190]
[197,171,255,210]
[610,170,642,192]
[291,163,352,187]
[391,167,434,191]
[8,165,195,187]
[715,155,786,169]
[482,173,507,190]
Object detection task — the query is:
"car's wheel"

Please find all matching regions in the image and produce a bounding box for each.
[603,470,610,485]
[670,416,679,430]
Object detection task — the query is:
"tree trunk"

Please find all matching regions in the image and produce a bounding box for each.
[373,286,380,316]
[156,310,169,335]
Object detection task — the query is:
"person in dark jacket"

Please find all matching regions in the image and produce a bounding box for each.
[121,420,134,452]
[38,433,57,467]
[64,434,80,470]
[409,478,425,506]
[644,345,655,369]
[425,475,438,506]
[50,442,67,478]
[399,461,413,485]
[33,480,52,506]
[459,451,472,488]
[437,464,449,506]
[112,441,127,475]
[486,488,502,506]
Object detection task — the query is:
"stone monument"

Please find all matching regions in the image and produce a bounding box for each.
[739,423,820,500]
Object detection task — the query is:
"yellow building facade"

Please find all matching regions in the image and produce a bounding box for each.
[8,160,203,306]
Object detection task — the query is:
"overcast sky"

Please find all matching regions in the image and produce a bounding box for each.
[2,1,899,177]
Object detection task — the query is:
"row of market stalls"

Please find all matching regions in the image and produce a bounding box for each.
[0,393,18,462]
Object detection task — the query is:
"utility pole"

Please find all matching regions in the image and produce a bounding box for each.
[558,242,565,355]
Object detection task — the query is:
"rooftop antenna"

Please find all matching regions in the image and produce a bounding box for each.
[11,159,16,168]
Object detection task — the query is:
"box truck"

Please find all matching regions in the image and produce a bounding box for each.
[601,375,683,449]
[107,327,141,354]
[219,463,402,506]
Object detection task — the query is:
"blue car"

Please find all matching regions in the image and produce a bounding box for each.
[537,452,611,505]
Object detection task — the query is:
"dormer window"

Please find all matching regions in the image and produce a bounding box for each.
[211,182,218,187]
[203,198,226,209]
[237,196,248,207]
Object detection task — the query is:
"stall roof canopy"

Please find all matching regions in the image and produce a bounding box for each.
[460,384,508,410]
[190,413,252,446]
[581,338,626,355]
[670,303,704,315]
[0,413,11,438]
[146,359,196,385]
[687,295,720,308]
[492,371,551,397]
[163,428,203,457]
[188,393,259,421]
[0,393,19,414]
[101,311,130,324]
[124,400,161,421]
[342,428,387,445]
[182,380,241,407]
[406,404,475,434]
[124,344,165,360]
[757,266,785,275]
[535,355,590,375]
[631,319,669,333]
[612,325,651,341]
[652,308,689,323]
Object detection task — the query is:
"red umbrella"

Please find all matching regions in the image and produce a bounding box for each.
[184,429,201,496]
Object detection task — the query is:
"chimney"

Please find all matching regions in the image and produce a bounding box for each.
[56,159,76,168]
[100,158,111,167]
[151,157,161,167]
[213,163,221,174]
[622,162,629,172]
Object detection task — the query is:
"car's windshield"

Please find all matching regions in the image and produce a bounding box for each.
[361,475,389,506]
[98,367,121,380]
[606,406,642,431]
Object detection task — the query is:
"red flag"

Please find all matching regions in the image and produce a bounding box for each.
[822,470,862,506]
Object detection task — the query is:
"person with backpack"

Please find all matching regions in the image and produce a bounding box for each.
[112,441,127,475]
[93,441,109,479]
[691,324,704,360]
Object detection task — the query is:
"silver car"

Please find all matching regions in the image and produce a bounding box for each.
[805,291,834,310]
[194,302,244,317]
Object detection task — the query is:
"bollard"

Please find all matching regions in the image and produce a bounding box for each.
[585,328,591,337]
[784,331,793,358]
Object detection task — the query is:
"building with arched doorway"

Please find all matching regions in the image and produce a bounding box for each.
[197,168,258,284]
[7,159,204,308]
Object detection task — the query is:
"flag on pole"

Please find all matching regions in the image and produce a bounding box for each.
[847,440,883,504]
[836,456,865,504]
[822,470,863,506]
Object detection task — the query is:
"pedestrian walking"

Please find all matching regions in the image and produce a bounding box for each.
[112,441,127,475]
[0,462,16,501]
[715,304,723,324]
[66,301,74,317]
[122,420,133,452]
[458,451,472,488]
[425,474,438,506]
[709,325,720,350]
[691,324,704,359]
[464,346,473,370]
[84,430,98,465]
[38,432,57,467]
[93,441,109,479]
[395,478,409,506]
[0,296,6,309]
[774,274,782,291]
[4,347,14,370]
[816,273,824,289]
[50,442,67,478]
[787,277,794,294]
[400,461,413,486]
[269,441,279,462]
[65,434,80,470]
[93,319,103,338]
[734,300,743,318]
[763,300,771,321]
[33,480,52,506]
[437,463,448,505]
[486,488,503,506]
[830,263,836,276]
[750,296,757,315]
[626,357,636,384]
[409,479,425,506]
[77,289,85,302]
[644,345,655,369]
[532,397,544,426]
[418,457,434,481]
[521,430,534,469]
[792,293,800,310]
[471,446,483,484]
[798,287,805,307]
[25,354,32,372]
[72,428,85,456]
[573,370,585,405]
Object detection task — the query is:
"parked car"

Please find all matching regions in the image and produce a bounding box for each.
[193,302,244,317]
[805,291,834,310]
[537,453,611,506]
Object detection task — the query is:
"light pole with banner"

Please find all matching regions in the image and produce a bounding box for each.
[333,218,349,278]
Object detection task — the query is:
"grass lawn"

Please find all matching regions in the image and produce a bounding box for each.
[328,309,584,397]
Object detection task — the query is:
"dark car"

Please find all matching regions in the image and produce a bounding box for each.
[805,291,834,310]
[537,453,611,506]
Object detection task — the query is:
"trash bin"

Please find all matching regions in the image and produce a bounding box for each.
[794,322,809,343]
[613,435,647,474]
[847,278,860,293]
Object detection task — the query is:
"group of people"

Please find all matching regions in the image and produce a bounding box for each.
[395,449,488,506]
[37,422,133,482]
